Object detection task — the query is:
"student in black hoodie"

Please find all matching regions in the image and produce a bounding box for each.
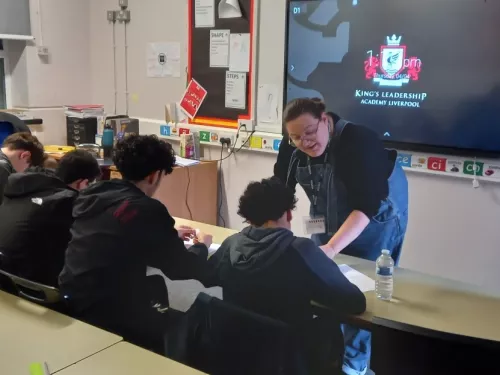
[0,150,100,287]
[59,134,212,352]
[208,177,366,374]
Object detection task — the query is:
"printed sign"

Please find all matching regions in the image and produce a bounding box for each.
[463,161,484,176]
[411,156,427,169]
[180,79,208,119]
[427,157,446,172]
[250,136,262,149]
[211,133,219,142]
[262,138,274,150]
[446,160,462,173]
[179,127,190,135]
[199,130,211,142]
[159,125,171,136]
[484,164,500,178]
[397,153,412,168]
[273,139,281,151]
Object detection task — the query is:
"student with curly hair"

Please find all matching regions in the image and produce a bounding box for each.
[59,134,212,352]
[208,177,366,374]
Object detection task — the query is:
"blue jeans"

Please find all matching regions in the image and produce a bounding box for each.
[312,164,409,375]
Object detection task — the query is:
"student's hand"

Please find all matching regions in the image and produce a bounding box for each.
[177,225,196,240]
[195,232,213,248]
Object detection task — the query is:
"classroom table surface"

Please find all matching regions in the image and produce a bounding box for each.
[174,217,500,343]
[57,342,207,375]
[0,290,122,375]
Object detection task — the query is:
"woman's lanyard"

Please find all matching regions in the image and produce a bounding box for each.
[307,149,330,210]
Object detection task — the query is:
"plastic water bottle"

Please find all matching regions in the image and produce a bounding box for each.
[376,249,394,300]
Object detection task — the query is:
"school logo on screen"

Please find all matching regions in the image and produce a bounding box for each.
[364,35,422,87]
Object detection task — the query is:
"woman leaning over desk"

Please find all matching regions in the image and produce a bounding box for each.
[274,97,408,375]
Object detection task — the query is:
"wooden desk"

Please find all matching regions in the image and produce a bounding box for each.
[173,218,500,343]
[58,342,206,375]
[153,162,218,225]
[0,291,122,374]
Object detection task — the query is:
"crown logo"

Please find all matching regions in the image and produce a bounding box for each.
[386,35,402,46]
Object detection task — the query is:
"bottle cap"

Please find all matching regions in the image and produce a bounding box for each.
[381,249,390,255]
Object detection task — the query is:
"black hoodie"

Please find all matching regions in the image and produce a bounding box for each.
[0,168,77,286]
[59,179,209,350]
[208,226,366,373]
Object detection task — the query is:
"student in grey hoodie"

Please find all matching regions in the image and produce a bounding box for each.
[208,177,366,375]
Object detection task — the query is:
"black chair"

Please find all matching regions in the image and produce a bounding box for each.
[167,293,308,375]
[0,268,62,308]
[0,112,31,144]
[371,317,500,374]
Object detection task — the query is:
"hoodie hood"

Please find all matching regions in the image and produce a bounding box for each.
[72,179,145,219]
[224,226,296,273]
[3,168,69,198]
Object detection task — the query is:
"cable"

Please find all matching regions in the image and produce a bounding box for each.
[185,166,193,220]
[124,22,129,115]
[473,157,480,189]
[37,0,44,46]
[217,146,226,227]
[112,21,118,114]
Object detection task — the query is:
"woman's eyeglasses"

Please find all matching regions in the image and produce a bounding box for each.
[288,119,323,147]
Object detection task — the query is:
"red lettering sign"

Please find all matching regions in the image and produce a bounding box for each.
[427,157,446,172]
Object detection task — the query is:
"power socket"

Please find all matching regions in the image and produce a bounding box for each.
[116,10,131,22]
[37,46,49,57]
[107,10,116,22]
[235,132,252,149]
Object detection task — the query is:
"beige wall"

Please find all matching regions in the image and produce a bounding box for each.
[6,0,91,144]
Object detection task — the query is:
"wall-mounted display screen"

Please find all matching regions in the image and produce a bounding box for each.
[285,0,500,155]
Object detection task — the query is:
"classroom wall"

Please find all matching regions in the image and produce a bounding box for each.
[15,0,497,293]
[6,0,91,144]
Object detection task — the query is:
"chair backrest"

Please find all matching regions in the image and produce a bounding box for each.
[0,112,31,144]
[371,317,500,375]
[0,268,61,305]
[177,293,306,375]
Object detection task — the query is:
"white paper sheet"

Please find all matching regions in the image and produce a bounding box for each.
[210,30,230,68]
[225,71,247,109]
[146,267,223,312]
[257,84,279,124]
[218,0,242,18]
[229,33,250,72]
[147,42,181,78]
[175,156,200,167]
[338,264,375,293]
[195,0,215,28]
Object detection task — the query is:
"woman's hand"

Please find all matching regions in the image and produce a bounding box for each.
[319,244,336,259]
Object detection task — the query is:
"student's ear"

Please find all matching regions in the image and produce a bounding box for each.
[286,210,293,223]
[19,151,31,164]
[146,171,162,185]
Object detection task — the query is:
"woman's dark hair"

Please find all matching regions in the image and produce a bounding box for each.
[238,177,298,226]
[56,150,101,184]
[283,97,326,123]
[113,134,176,181]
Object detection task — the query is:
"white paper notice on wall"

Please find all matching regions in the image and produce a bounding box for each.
[218,0,242,18]
[195,0,215,28]
[147,42,181,78]
[257,84,279,124]
[229,33,250,72]
[225,71,247,109]
[210,30,230,68]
